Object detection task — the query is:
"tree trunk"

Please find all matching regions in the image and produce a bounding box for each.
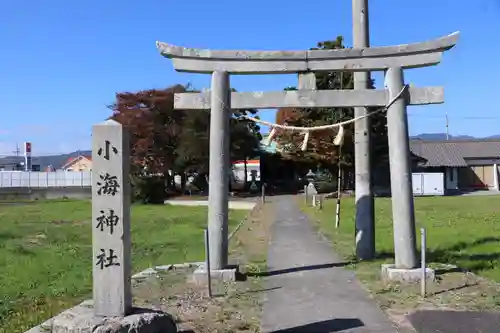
[180,172,186,194]
[244,158,248,191]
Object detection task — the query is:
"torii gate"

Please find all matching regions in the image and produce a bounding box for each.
[156,32,459,271]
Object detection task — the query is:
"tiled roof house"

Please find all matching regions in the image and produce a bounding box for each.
[60,155,92,172]
[410,139,500,191]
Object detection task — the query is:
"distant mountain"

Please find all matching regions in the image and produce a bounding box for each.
[411,133,500,141]
[3,133,500,170]
[0,150,92,170]
[411,133,475,141]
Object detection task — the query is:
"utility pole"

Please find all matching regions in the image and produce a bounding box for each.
[445,113,449,140]
[12,143,20,157]
[352,0,375,259]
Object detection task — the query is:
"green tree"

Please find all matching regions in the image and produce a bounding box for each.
[110,84,262,199]
[174,88,261,175]
[275,36,388,171]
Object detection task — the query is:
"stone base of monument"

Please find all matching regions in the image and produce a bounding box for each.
[25,300,177,333]
[190,263,239,284]
[381,264,435,283]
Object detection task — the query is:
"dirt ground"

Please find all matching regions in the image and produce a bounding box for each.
[351,262,500,332]
[132,203,274,333]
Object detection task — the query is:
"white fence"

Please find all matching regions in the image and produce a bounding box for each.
[0,171,92,188]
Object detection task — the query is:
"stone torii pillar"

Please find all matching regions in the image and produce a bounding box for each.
[156,31,459,272]
[208,71,231,269]
[385,68,418,268]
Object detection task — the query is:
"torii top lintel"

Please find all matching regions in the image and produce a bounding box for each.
[156,32,459,74]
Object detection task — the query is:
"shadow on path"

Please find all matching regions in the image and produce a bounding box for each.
[235,286,282,296]
[270,318,364,333]
[408,310,500,333]
[248,262,351,277]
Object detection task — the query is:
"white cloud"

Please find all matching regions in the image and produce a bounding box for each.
[19,125,50,135]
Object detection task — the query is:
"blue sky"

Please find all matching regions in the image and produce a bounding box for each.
[1,0,499,155]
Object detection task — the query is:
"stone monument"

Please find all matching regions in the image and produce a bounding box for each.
[92,120,132,317]
[24,120,176,333]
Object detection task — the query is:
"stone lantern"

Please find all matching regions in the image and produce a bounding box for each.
[306,169,316,184]
[305,169,318,195]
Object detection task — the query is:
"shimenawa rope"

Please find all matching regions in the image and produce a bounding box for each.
[247,84,408,150]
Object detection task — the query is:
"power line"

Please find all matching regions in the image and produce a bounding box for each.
[0,151,91,157]
[407,113,500,136]
[408,114,500,120]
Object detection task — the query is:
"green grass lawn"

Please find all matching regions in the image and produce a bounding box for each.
[0,200,248,333]
[304,195,500,282]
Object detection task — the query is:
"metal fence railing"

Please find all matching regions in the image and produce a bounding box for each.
[0,171,91,188]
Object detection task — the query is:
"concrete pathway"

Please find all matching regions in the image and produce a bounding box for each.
[260,196,398,333]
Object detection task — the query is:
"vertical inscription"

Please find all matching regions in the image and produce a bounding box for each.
[96,249,121,269]
[97,173,120,196]
[92,119,131,317]
[96,209,120,235]
[97,140,118,161]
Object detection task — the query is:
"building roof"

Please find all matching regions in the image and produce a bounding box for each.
[60,155,92,169]
[0,150,92,171]
[410,139,500,167]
